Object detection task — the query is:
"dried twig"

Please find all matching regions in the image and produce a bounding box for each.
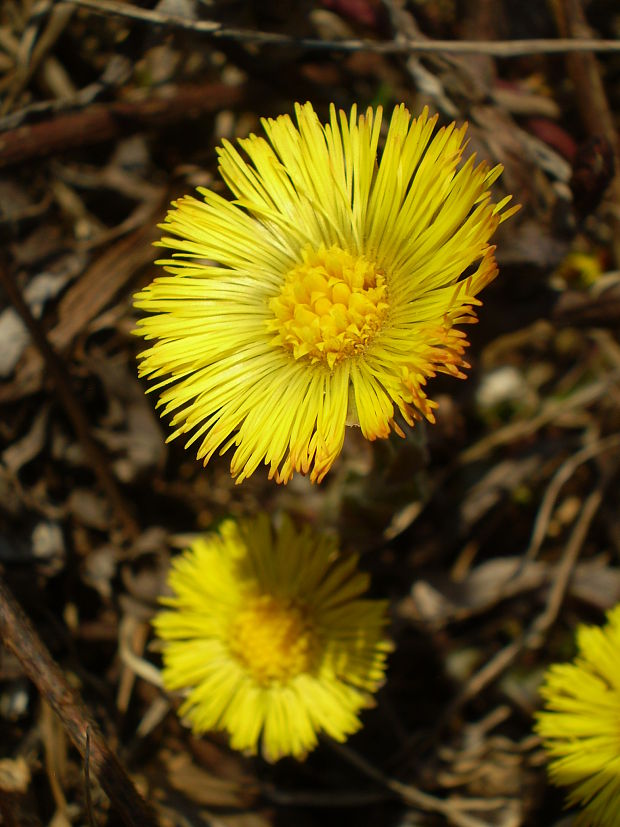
[550,0,620,262]
[263,786,391,807]
[0,575,158,827]
[458,371,620,464]
[63,0,620,57]
[527,485,605,648]
[381,0,460,117]
[0,81,244,168]
[0,261,138,538]
[84,728,96,827]
[449,476,610,713]
[523,433,620,563]
[331,742,506,827]
[387,374,620,539]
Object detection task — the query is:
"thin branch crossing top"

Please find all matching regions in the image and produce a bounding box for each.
[64,0,620,57]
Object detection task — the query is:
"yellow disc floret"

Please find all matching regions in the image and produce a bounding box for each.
[228,593,318,685]
[268,245,389,370]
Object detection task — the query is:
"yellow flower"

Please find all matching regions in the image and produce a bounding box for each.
[135,103,518,483]
[153,514,391,762]
[535,604,620,826]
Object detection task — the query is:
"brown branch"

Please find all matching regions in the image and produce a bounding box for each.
[458,370,620,465]
[84,728,96,827]
[0,81,244,168]
[449,478,609,713]
[0,262,138,538]
[551,0,618,145]
[0,575,158,827]
[551,0,620,262]
[527,486,604,648]
[330,742,504,827]
[64,0,620,56]
[523,433,620,564]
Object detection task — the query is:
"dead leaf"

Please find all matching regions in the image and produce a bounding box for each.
[0,756,30,793]
[160,750,256,809]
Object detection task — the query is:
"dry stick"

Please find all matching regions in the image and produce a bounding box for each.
[404,463,615,768]
[0,81,244,168]
[0,576,158,827]
[523,432,620,563]
[63,0,620,56]
[450,481,608,713]
[331,742,504,827]
[527,485,604,648]
[84,728,96,827]
[458,370,620,465]
[263,787,391,807]
[551,0,620,264]
[0,262,138,539]
[387,373,620,540]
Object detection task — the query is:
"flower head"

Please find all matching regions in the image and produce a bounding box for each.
[535,604,620,826]
[135,103,518,483]
[153,514,391,761]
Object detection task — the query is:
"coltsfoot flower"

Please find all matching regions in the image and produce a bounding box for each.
[135,103,518,483]
[535,605,620,826]
[153,514,391,761]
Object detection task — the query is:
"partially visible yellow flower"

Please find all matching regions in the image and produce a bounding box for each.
[153,514,391,762]
[135,102,518,483]
[553,249,603,288]
[535,604,620,826]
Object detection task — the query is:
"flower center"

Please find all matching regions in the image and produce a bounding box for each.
[268,246,389,370]
[227,594,319,686]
